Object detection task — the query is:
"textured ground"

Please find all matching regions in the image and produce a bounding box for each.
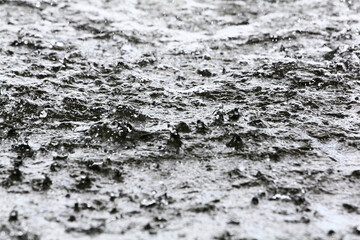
[1,0,360,239]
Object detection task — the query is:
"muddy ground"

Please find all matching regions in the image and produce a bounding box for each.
[0,0,360,239]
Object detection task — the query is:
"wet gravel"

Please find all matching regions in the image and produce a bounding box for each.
[1,0,360,239]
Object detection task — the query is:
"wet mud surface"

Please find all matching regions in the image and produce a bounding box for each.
[1,0,360,239]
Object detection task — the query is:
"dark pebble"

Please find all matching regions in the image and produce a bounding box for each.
[196,120,207,133]
[196,69,212,77]
[50,162,61,172]
[110,192,117,201]
[13,144,34,158]
[76,175,92,189]
[154,216,167,222]
[31,175,52,191]
[227,108,240,121]
[143,223,153,230]
[226,134,244,149]
[167,130,182,149]
[343,203,358,213]
[110,208,118,214]
[175,122,191,133]
[251,197,259,205]
[112,169,124,182]
[213,111,224,125]
[9,210,18,222]
[227,219,240,225]
[354,226,360,235]
[74,203,80,212]
[9,168,22,181]
[350,170,360,178]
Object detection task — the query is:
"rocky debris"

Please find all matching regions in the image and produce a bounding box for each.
[188,203,216,213]
[66,224,104,235]
[140,193,174,209]
[50,162,62,172]
[73,199,107,212]
[268,186,307,206]
[227,168,247,179]
[196,69,213,77]
[12,143,34,158]
[143,223,157,235]
[227,108,240,121]
[195,120,208,134]
[175,122,191,133]
[76,175,92,190]
[87,121,133,143]
[8,168,22,182]
[213,110,224,125]
[31,175,52,191]
[167,129,182,149]
[226,134,244,149]
[214,231,232,240]
[112,105,148,122]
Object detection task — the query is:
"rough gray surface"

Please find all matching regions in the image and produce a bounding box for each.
[1,0,360,239]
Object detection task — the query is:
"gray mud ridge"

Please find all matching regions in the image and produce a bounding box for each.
[1,0,360,239]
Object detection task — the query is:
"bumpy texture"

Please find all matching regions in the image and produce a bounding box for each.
[0,0,360,239]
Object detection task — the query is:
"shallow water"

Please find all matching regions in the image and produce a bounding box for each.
[1,0,360,239]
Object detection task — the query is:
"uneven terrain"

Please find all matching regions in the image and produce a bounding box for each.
[1,0,360,239]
